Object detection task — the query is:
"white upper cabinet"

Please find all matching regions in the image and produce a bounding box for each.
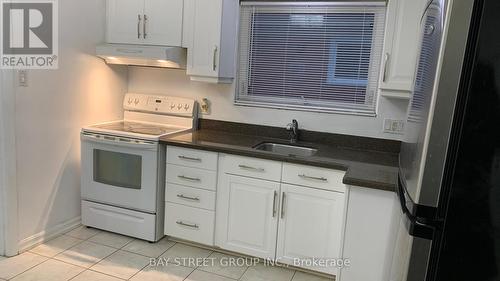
[183,0,239,83]
[143,0,183,46]
[106,0,144,44]
[277,184,346,276]
[106,0,184,46]
[215,174,280,260]
[379,0,428,97]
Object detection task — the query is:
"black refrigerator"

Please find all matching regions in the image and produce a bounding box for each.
[395,0,500,280]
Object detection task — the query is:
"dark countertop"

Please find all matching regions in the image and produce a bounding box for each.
[160,122,399,192]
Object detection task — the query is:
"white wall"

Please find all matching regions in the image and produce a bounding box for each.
[0,70,19,256]
[13,0,127,246]
[128,67,408,140]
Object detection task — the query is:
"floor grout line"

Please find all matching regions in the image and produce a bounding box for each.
[4,253,51,281]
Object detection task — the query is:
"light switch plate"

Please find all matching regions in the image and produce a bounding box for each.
[18,70,28,87]
[384,119,405,134]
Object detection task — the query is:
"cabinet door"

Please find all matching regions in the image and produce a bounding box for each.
[106,0,144,44]
[143,0,183,46]
[277,184,346,275]
[215,174,279,259]
[186,0,223,78]
[379,0,428,93]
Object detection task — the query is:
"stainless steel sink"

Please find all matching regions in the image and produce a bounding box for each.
[253,142,318,157]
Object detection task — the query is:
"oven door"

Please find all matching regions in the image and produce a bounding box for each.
[81,132,159,213]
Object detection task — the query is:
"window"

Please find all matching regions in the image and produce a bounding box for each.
[237,2,386,115]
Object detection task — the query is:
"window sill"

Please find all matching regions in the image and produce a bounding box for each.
[234,100,377,117]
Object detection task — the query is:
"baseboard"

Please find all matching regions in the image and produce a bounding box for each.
[18,216,82,253]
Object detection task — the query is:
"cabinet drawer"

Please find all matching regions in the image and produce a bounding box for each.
[82,200,159,242]
[167,146,218,170]
[166,183,216,210]
[221,154,282,182]
[165,202,215,246]
[282,163,346,193]
[167,164,217,191]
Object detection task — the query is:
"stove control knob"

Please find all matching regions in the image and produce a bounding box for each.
[134,99,139,105]
[128,98,133,104]
[177,104,182,110]
[170,104,176,109]
[184,104,190,110]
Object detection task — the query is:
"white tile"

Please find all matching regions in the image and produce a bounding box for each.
[71,270,124,281]
[54,241,117,268]
[10,259,84,281]
[159,243,212,268]
[122,238,175,258]
[130,264,194,281]
[185,270,236,281]
[29,235,83,257]
[90,250,150,279]
[88,232,134,249]
[241,263,295,281]
[0,252,48,280]
[65,226,101,240]
[291,271,335,281]
[198,252,248,279]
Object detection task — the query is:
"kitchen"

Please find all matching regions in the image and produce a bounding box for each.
[0,0,498,281]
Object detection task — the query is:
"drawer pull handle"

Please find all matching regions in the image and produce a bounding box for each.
[176,221,199,229]
[298,174,328,182]
[178,175,201,182]
[137,14,142,39]
[272,191,278,218]
[383,52,390,82]
[177,194,200,201]
[280,192,286,219]
[238,164,265,172]
[178,155,202,162]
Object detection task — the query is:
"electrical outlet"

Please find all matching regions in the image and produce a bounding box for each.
[200,98,210,114]
[384,119,405,134]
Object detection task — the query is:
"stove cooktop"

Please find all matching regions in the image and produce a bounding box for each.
[92,121,183,136]
[83,120,190,140]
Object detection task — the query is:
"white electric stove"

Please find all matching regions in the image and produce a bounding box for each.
[80,93,197,242]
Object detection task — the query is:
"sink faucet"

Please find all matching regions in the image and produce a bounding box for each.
[286,119,299,143]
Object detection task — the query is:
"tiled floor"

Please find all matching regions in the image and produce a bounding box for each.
[0,226,335,281]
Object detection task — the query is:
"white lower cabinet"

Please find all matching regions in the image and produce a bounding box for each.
[165,203,215,246]
[216,155,347,276]
[215,175,280,260]
[276,184,346,276]
[164,146,218,246]
[166,147,351,278]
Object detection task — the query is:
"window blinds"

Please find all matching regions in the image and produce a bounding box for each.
[237,2,386,115]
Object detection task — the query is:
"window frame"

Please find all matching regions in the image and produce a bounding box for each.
[235,1,387,117]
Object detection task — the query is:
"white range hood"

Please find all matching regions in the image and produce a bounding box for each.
[96,44,187,69]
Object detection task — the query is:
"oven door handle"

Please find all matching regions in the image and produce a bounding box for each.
[81,133,157,150]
